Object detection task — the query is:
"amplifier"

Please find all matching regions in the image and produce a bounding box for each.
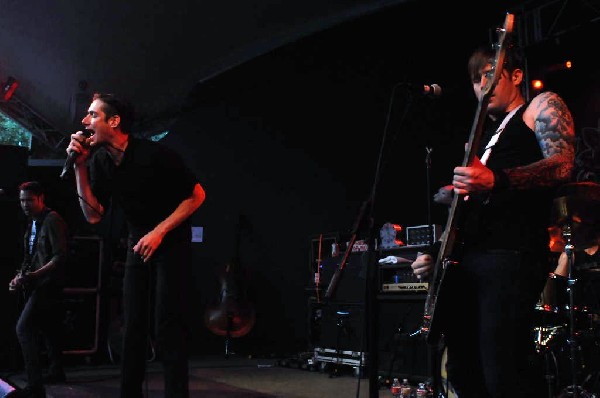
[318,252,368,303]
[378,247,424,294]
[406,224,441,247]
[382,282,428,292]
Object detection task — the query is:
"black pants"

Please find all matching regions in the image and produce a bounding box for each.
[443,249,549,398]
[120,237,192,398]
[15,284,65,389]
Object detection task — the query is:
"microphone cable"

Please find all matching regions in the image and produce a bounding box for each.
[76,194,104,218]
[144,248,157,397]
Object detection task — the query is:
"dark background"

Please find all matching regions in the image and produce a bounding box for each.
[1,1,599,366]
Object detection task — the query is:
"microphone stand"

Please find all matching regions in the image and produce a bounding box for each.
[423,146,442,394]
[324,199,370,302]
[322,83,414,398]
[425,146,434,245]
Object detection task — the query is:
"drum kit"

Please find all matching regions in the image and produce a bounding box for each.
[534,182,600,398]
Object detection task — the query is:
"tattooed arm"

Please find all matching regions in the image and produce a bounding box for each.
[504,91,576,189]
[452,91,575,195]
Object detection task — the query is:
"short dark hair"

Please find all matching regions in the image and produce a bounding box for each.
[18,181,44,196]
[92,92,135,134]
[467,43,525,84]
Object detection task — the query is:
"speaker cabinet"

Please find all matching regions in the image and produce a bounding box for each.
[308,296,432,380]
[310,301,365,352]
[62,236,103,355]
[319,252,369,304]
[0,198,24,371]
[377,298,432,380]
[62,293,100,354]
[65,236,103,288]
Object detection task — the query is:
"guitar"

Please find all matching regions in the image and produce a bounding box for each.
[204,214,256,345]
[9,259,34,298]
[419,13,515,345]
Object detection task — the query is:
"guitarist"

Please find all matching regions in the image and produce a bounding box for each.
[7,181,69,398]
[410,43,575,398]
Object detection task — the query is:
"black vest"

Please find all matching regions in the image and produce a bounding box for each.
[461,104,553,254]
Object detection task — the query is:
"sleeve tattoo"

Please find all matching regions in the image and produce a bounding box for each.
[505,92,575,189]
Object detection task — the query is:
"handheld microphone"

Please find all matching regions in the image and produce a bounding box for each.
[59,130,92,180]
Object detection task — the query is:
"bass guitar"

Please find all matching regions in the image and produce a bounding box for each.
[419,12,515,345]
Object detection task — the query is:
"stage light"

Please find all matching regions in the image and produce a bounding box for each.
[2,76,19,101]
[531,79,544,91]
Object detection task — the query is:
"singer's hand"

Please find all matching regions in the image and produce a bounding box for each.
[133,229,165,263]
[66,130,93,166]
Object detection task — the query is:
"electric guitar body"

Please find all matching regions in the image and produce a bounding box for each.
[9,260,34,301]
[420,13,515,346]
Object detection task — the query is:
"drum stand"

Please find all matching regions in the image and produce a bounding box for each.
[558,224,595,398]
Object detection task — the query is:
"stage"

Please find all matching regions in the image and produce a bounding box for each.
[0,354,392,398]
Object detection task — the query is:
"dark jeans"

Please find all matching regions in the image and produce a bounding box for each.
[443,249,549,398]
[120,237,192,398]
[15,284,64,389]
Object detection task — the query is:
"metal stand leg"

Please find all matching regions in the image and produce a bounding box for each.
[224,311,233,359]
[558,225,596,398]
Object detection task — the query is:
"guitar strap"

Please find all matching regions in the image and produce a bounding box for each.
[28,220,37,255]
[480,104,524,165]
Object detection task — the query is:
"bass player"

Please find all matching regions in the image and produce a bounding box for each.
[410,41,575,397]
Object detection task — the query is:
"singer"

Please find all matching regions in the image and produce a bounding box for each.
[409,41,575,398]
[65,93,206,398]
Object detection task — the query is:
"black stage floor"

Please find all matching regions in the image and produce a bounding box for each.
[0,354,389,398]
[2,325,600,398]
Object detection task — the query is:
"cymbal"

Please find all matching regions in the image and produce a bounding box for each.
[556,181,600,197]
[548,225,566,253]
[551,182,600,249]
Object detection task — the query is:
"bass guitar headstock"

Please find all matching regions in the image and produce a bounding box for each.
[481,13,515,98]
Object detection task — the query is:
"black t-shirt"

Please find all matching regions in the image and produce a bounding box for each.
[89,137,198,242]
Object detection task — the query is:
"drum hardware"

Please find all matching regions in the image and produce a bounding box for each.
[534,325,566,353]
[549,182,600,398]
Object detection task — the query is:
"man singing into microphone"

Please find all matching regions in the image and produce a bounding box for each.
[65,93,206,398]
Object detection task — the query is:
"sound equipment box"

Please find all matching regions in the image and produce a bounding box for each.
[318,252,369,304]
[377,299,432,379]
[61,236,103,355]
[61,293,100,354]
[308,298,432,379]
[309,245,432,379]
[309,301,366,352]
